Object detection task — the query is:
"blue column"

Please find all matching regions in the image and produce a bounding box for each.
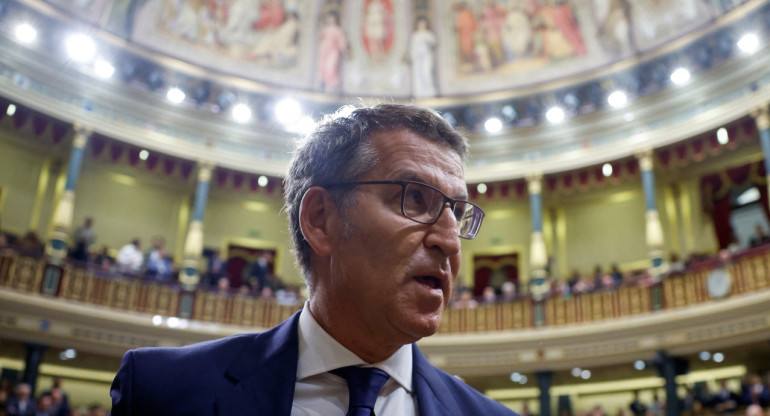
[179,162,214,318]
[528,175,549,325]
[46,126,89,275]
[638,150,664,268]
[22,343,47,396]
[536,371,553,416]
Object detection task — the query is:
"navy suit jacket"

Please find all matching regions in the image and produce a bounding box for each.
[110,311,517,415]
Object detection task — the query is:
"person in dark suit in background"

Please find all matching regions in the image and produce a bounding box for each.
[109,104,516,415]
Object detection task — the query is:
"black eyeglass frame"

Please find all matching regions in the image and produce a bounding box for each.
[320,180,485,239]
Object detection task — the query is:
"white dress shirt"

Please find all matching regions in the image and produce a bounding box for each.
[291,302,419,416]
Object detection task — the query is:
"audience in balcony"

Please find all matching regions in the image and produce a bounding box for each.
[6,383,34,416]
[749,224,770,248]
[453,287,479,309]
[69,217,95,263]
[499,281,517,302]
[17,231,44,256]
[115,239,143,275]
[203,250,226,286]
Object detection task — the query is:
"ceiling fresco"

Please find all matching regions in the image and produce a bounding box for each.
[41,0,750,98]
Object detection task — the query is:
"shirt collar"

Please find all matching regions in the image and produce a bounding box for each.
[296,301,413,393]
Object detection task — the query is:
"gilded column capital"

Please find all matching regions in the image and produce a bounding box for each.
[197,160,216,183]
[636,149,654,172]
[526,173,543,195]
[750,104,770,130]
[72,123,91,149]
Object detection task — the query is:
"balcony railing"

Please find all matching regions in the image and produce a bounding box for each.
[1,247,768,333]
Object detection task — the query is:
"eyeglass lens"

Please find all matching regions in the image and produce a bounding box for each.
[402,182,481,238]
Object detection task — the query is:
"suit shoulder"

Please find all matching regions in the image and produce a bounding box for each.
[126,333,257,374]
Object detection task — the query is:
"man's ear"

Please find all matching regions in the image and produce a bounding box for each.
[299,186,335,256]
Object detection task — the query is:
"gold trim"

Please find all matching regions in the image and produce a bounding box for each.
[555,206,568,279]
[680,180,696,255]
[28,157,51,232]
[45,163,69,240]
[663,184,681,255]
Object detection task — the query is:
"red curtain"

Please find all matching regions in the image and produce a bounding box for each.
[472,253,519,296]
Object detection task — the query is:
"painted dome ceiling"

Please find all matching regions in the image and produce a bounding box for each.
[0,0,769,182]
[38,0,749,98]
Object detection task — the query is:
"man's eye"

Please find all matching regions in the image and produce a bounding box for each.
[405,189,425,207]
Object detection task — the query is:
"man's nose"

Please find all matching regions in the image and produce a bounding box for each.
[424,205,461,256]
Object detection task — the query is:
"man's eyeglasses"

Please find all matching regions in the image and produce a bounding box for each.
[320,180,485,239]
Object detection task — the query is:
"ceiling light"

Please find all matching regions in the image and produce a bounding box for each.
[232,103,252,123]
[484,117,502,133]
[166,87,185,104]
[275,98,302,125]
[670,68,691,85]
[699,351,711,361]
[94,58,115,79]
[166,317,180,328]
[571,367,582,377]
[477,183,487,194]
[580,370,591,380]
[518,375,528,384]
[6,104,16,116]
[546,107,565,124]
[607,90,628,108]
[713,352,724,363]
[152,315,163,326]
[139,149,149,160]
[634,360,646,370]
[510,372,521,382]
[62,349,77,359]
[737,33,759,54]
[65,34,96,62]
[717,127,729,145]
[602,163,613,177]
[14,23,37,44]
[257,175,268,187]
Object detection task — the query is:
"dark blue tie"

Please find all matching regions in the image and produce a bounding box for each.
[331,366,390,416]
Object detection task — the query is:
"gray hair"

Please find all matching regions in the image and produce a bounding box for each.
[283,104,468,292]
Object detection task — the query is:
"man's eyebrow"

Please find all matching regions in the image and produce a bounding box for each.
[393,172,469,200]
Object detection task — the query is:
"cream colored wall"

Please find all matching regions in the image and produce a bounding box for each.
[72,160,189,255]
[558,187,649,276]
[0,137,55,236]
[203,187,298,284]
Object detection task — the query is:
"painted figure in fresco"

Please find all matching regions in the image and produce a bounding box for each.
[537,0,586,59]
[409,17,438,98]
[453,2,478,70]
[164,0,203,41]
[593,0,635,55]
[362,0,392,59]
[218,0,262,45]
[254,0,285,31]
[318,11,348,92]
[481,0,507,68]
[502,3,533,60]
[249,11,300,67]
[631,0,706,43]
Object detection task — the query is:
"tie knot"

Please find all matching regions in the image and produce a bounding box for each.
[332,366,390,416]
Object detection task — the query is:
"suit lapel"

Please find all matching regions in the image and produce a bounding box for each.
[215,311,301,416]
[412,345,462,416]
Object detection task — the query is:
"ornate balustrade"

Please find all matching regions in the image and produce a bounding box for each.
[1,248,769,334]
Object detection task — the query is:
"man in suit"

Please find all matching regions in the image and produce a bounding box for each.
[110,104,517,415]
